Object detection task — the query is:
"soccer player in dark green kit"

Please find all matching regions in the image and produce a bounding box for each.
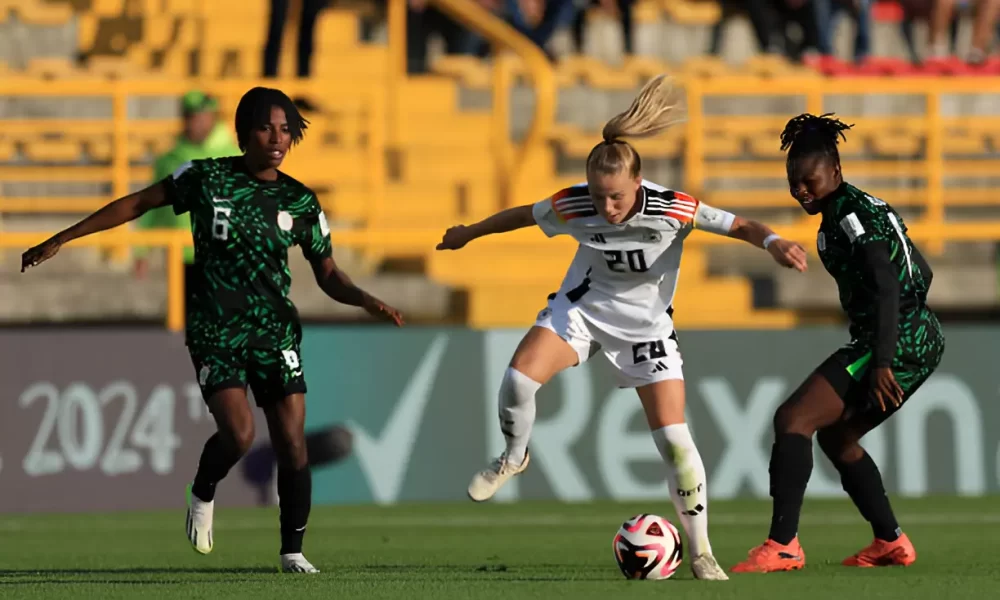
[732,114,945,574]
[21,87,403,573]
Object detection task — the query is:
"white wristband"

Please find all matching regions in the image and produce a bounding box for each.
[762,234,781,249]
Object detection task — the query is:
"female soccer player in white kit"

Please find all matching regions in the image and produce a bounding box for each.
[436,75,808,581]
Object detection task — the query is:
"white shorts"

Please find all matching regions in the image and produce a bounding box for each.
[534,294,684,388]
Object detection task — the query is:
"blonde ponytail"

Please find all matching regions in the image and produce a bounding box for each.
[587,74,686,177]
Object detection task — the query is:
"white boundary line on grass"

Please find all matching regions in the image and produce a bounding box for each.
[1,512,999,532]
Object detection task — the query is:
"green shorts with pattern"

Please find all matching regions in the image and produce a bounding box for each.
[188,341,307,407]
[817,308,945,420]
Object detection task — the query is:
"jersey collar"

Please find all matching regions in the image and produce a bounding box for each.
[233,155,284,187]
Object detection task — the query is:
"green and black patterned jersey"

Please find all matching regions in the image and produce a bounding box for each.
[816,182,935,351]
[165,156,332,349]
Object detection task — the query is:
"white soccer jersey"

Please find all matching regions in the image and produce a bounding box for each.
[532,180,736,342]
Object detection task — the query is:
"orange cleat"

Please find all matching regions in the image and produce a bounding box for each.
[731,538,806,573]
[843,533,916,567]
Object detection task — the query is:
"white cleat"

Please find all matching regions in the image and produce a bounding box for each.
[691,553,729,581]
[185,484,214,555]
[281,553,320,573]
[467,450,531,502]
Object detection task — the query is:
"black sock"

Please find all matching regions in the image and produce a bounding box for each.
[191,433,242,502]
[834,451,900,542]
[278,466,312,555]
[767,433,814,545]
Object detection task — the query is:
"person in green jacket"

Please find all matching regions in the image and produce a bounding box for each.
[134,90,242,277]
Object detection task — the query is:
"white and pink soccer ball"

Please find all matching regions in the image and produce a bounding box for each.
[612,513,683,580]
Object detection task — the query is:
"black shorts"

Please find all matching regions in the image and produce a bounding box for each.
[816,339,943,423]
[188,342,307,407]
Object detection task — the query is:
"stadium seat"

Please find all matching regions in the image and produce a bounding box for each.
[869,132,922,157]
[16,1,74,25]
[662,0,722,25]
[316,10,363,46]
[680,56,731,78]
[21,139,83,163]
[0,137,14,162]
[622,55,673,81]
[430,55,492,89]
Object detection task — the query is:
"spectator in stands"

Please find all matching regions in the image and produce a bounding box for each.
[710,0,822,61]
[925,0,999,64]
[711,0,782,55]
[571,0,634,55]
[263,0,328,78]
[500,0,579,58]
[406,0,495,73]
[134,91,241,279]
[814,0,872,62]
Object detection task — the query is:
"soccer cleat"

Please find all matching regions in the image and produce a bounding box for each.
[467,450,531,502]
[842,533,916,567]
[185,483,214,555]
[731,538,806,573]
[281,553,320,573]
[691,553,729,580]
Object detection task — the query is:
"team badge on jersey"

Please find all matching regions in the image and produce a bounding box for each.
[840,213,865,243]
[277,211,294,231]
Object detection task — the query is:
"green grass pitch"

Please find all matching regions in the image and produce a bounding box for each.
[2,497,998,599]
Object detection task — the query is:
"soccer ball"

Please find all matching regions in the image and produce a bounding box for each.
[612,514,683,580]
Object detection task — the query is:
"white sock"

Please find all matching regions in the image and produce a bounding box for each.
[498,367,540,466]
[651,423,712,557]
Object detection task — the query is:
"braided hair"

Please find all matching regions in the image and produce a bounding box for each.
[234,87,309,152]
[779,113,853,173]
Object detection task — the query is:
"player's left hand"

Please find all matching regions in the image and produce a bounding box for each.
[21,237,63,272]
[362,295,404,327]
[870,367,904,412]
[767,239,808,272]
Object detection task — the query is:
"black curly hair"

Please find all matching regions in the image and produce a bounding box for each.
[780,112,854,173]
[234,86,309,152]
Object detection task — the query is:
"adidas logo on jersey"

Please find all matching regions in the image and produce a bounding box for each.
[650,361,669,374]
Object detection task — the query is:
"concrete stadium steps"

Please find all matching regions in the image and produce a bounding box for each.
[3,250,454,324]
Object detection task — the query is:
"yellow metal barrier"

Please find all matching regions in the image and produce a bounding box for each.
[386,0,556,208]
[0,77,386,225]
[684,76,1000,255]
[8,217,1000,331]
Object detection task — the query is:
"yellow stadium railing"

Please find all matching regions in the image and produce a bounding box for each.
[0,76,386,239]
[386,0,556,207]
[8,218,1000,331]
[683,76,1000,255]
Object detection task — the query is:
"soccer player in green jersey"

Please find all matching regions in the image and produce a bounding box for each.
[733,113,946,574]
[22,86,403,573]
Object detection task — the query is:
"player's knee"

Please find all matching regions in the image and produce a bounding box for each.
[225,422,256,456]
[818,430,864,464]
[773,402,817,437]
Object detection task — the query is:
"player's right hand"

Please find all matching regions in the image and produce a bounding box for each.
[362,296,405,327]
[436,225,473,250]
[767,239,808,272]
[21,237,62,272]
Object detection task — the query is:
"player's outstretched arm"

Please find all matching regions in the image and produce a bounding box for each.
[309,256,404,326]
[689,200,807,272]
[727,216,808,273]
[436,205,535,251]
[21,182,170,272]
